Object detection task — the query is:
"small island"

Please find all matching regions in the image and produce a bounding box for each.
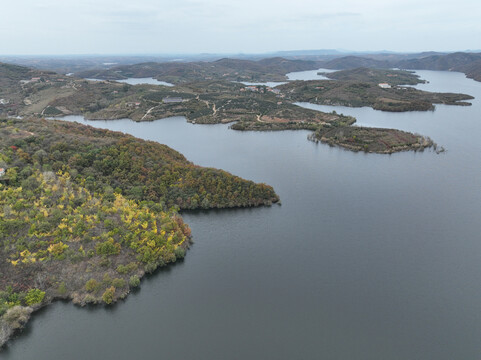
[308,125,435,154]
[318,67,427,85]
[280,68,473,112]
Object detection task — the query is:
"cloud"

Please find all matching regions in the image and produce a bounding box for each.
[288,12,361,23]
[0,0,480,54]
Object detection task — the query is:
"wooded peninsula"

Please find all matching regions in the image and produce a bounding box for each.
[0,117,279,347]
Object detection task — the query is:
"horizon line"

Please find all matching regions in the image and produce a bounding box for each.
[1,49,480,58]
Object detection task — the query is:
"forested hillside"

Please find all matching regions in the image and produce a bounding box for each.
[0,117,278,348]
[0,118,278,209]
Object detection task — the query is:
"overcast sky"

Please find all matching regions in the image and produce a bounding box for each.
[1,0,480,55]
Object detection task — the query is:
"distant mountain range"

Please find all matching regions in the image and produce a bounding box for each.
[1,51,480,83]
[319,52,481,82]
[76,57,322,84]
[79,52,481,84]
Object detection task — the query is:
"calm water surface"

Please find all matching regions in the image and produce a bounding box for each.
[241,67,335,86]
[87,77,174,86]
[286,67,335,80]
[116,78,174,86]
[240,81,287,87]
[4,70,481,360]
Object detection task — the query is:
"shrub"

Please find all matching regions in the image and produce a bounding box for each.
[4,306,32,330]
[85,279,100,293]
[102,287,115,305]
[144,262,157,274]
[116,265,128,274]
[0,303,8,317]
[83,294,96,304]
[96,239,121,256]
[116,262,138,274]
[126,262,138,272]
[99,258,112,267]
[112,278,126,288]
[129,275,140,288]
[174,247,186,260]
[58,282,67,295]
[24,289,45,306]
[48,242,69,258]
[102,273,112,286]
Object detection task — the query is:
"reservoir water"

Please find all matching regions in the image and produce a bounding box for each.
[4,70,481,360]
[87,77,174,86]
[116,78,174,86]
[286,67,336,80]
[240,81,287,87]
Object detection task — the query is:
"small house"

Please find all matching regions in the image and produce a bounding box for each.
[0,168,5,177]
[378,83,391,89]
